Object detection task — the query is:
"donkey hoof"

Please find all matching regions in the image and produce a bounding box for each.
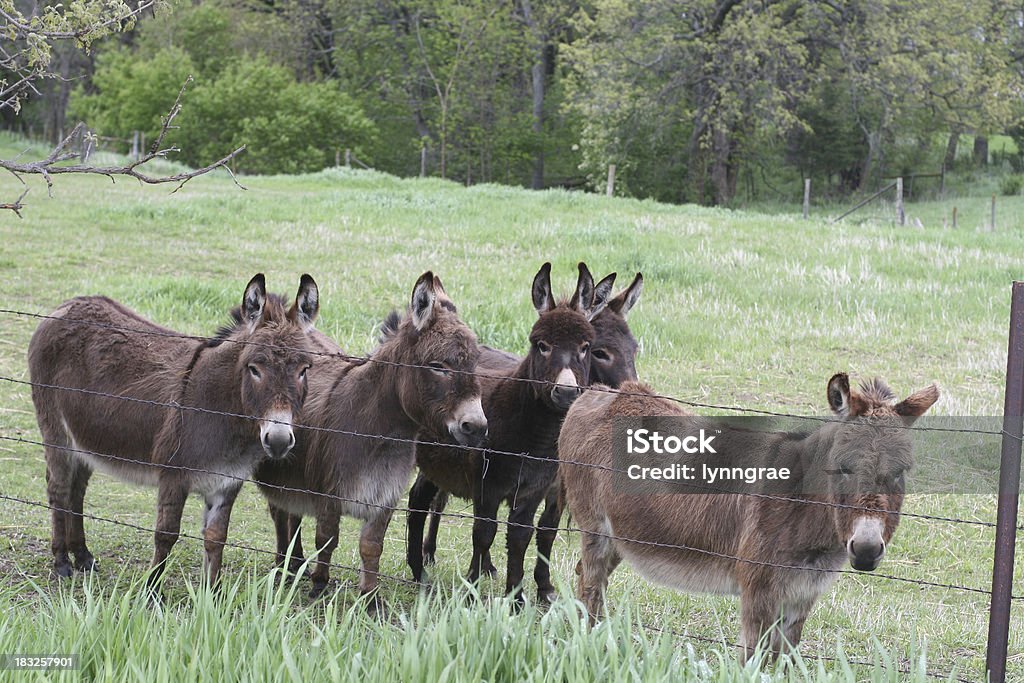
[422,552,436,567]
[286,558,308,576]
[74,555,97,572]
[537,587,556,604]
[52,562,74,579]
[364,592,388,618]
[308,581,330,600]
[483,564,498,578]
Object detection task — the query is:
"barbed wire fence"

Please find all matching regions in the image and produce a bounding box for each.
[0,305,1020,682]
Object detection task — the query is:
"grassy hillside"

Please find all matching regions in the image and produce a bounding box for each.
[1,143,1022,681]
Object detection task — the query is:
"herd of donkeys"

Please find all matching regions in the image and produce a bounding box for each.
[26,263,939,658]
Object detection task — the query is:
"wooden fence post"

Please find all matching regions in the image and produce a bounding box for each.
[896,177,905,226]
[992,194,997,231]
[986,280,1024,683]
[606,164,616,197]
[952,206,958,229]
[420,147,427,178]
[345,149,351,168]
[803,178,810,219]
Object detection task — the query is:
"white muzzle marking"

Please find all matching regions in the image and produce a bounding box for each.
[260,409,295,458]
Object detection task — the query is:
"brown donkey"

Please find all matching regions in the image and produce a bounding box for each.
[27,274,320,588]
[408,263,607,602]
[411,271,643,600]
[256,272,487,604]
[559,373,938,658]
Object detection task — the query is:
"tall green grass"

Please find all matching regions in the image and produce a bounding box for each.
[0,568,961,682]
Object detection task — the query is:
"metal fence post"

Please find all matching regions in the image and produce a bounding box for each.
[986,280,1024,683]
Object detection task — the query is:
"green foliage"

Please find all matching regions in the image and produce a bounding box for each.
[70,50,377,175]
[69,47,195,146]
[1000,174,1024,196]
[173,58,377,175]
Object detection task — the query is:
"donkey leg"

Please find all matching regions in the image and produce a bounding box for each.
[423,490,447,567]
[287,514,306,573]
[309,511,340,599]
[533,487,562,603]
[778,594,819,655]
[270,504,306,574]
[468,493,501,584]
[44,447,74,578]
[738,574,782,663]
[147,476,189,594]
[67,463,96,572]
[358,509,395,614]
[407,474,438,582]
[577,531,616,626]
[505,496,544,604]
[201,483,242,587]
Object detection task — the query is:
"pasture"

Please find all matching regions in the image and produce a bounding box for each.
[1,141,1023,681]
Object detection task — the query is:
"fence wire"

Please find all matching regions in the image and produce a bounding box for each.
[0,304,1020,680]
[0,375,1015,531]
[0,431,1016,599]
[0,307,1010,439]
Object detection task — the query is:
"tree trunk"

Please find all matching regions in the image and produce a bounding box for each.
[944,128,961,170]
[974,134,989,167]
[710,126,736,205]
[521,0,546,190]
[858,128,882,194]
[529,55,546,189]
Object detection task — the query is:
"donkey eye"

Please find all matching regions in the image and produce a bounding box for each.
[428,362,448,375]
[248,365,262,380]
[593,349,612,362]
[536,341,552,355]
[299,365,309,380]
[826,467,853,477]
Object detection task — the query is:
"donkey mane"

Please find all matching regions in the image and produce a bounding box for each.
[858,377,895,404]
[214,293,292,345]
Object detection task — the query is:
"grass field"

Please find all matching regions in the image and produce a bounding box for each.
[1,135,1023,681]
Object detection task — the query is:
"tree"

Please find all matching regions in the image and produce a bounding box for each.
[1,0,244,215]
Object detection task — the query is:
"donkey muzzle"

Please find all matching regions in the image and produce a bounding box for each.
[260,410,296,460]
[449,397,488,448]
[551,368,583,410]
[847,516,886,571]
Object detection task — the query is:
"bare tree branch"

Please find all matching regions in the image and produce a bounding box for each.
[1,77,246,216]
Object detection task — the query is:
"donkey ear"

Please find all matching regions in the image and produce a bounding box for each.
[894,383,940,425]
[827,373,851,417]
[411,271,437,331]
[587,272,617,321]
[432,275,447,294]
[289,274,319,331]
[608,272,643,317]
[569,262,596,313]
[241,273,267,331]
[532,262,554,313]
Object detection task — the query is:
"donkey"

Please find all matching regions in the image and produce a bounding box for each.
[407,262,608,603]
[256,272,487,604]
[558,373,938,659]
[27,274,320,588]
[411,271,644,601]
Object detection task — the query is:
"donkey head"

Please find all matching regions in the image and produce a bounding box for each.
[527,262,611,411]
[236,273,319,460]
[589,272,643,388]
[823,373,939,571]
[388,272,487,447]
